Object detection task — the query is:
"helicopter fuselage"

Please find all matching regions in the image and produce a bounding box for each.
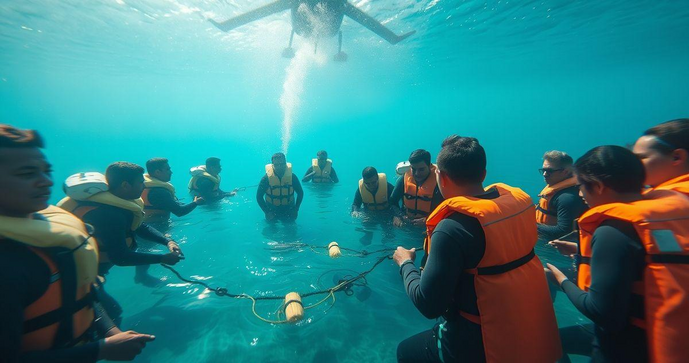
[290,0,346,38]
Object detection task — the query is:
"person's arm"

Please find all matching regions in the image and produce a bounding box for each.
[149,188,198,217]
[388,182,403,217]
[399,220,468,319]
[302,166,315,183]
[389,177,405,208]
[560,221,644,331]
[256,176,270,213]
[86,210,164,266]
[538,192,585,240]
[293,177,304,209]
[196,178,220,200]
[135,223,170,246]
[329,167,339,183]
[431,186,444,211]
[352,188,363,213]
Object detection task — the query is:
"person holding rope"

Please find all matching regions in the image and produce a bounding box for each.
[393,136,561,363]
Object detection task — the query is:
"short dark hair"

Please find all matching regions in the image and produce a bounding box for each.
[106,162,144,190]
[642,119,689,155]
[146,158,169,175]
[206,157,221,168]
[272,152,286,163]
[0,125,44,149]
[441,135,461,148]
[574,145,645,194]
[409,149,431,166]
[437,137,486,184]
[317,150,328,159]
[362,166,378,179]
[543,150,574,168]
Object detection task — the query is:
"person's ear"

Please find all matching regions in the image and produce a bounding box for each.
[671,148,688,166]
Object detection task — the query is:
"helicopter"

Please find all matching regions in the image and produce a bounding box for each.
[209,0,415,61]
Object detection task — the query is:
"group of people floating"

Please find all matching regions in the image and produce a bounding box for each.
[0,118,687,362]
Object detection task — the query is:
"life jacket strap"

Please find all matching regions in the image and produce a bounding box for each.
[459,310,481,325]
[464,250,536,276]
[23,291,93,334]
[535,204,557,217]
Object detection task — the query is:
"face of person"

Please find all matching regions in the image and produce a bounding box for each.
[542,159,568,186]
[208,163,222,176]
[575,174,600,207]
[122,174,145,200]
[0,147,53,216]
[154,163,173,182]
[363,174,379,192]
[410,161,430,184]
[318,154,327,163]
[273,158,287,175]
[633,135,676,187]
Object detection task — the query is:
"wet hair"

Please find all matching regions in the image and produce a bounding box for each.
[362,166,378,179]
[574,145,645,194]
[106,162,144,190]
[543,150,573,168]
[409,149,431,166]
[317,150,328,159]
[441,135,461,148]
[642,119,689,155]
[206,157,221,168]
[272,152,286,163]
[437,137,486,184]
[146,158,169,175]
[0,125,44,149]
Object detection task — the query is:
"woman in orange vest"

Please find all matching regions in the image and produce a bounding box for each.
[394,136,561,363]
[633,119,689,196]
[0,125,154,362]
[547,145,689,363]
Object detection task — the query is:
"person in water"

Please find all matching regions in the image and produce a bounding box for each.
[633,118,689,196]
[142,157,206,222]
[546,145,689,362]
[536,150,588,241]
[390,149,444,227]
[302,150,339,183]
[394,136,561,363]
[351,166,396,217]
[59,162,183,323]
[188,157,236,202]
[0,124,155,362]
[257,152,304,222]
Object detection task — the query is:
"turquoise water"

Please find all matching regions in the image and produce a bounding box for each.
[2,0,689,361]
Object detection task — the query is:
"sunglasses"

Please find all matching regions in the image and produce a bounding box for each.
[539,168,563,175]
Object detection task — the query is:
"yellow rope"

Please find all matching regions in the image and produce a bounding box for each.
[241,294,291,325]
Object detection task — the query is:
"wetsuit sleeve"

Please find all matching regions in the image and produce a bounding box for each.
[86,210,164,266]
[352,188,363,212]
[537,191,585,240]
[292,176,304,209]
[329,167,339,183]
[399,218,473,319]
[430,186,444,212]
[256,176,269,213]
[561,220,645,332]
[389,177,405,208]
[387,182,402,217]
[135,223,170,246]
[196,178,220,200]
[148,188,197,217]
[302,166,314,182]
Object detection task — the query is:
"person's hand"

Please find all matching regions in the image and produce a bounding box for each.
[105,326,122,338]
[548,239,578,257]
[411,218,426,227]
[265,211,276,221]
[351,211,362,218]
[392,216,404,227]
[167,241,184,259]
[98,330,155,361]
[545,263,568,285]
[161,252,181,265]
[193,196,206,205]
[393,247,416,266]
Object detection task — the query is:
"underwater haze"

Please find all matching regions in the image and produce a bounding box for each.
[2,0,689,362]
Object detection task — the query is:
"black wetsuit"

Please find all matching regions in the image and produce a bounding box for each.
[303,165,339,183]
[351,182,397,213]
[390,176,444,218]
[256,173,304,218]
[397,189,498,362]
[0,240,114,362]
[537,186,588,241]
[146,187,197,219]
[194,176,228,202]
[560,220,647,362]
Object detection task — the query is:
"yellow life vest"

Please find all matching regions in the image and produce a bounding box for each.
[359,173,389,211]
[58,192,145,231]
[0,206,98,352]
[142,174,176,219]
[144,174,175,194]
[188,166,221,192]
[535,177,578,225]
[312,158,333,183]
[265,163,294,206]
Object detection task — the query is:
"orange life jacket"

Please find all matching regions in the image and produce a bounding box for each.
[577,190,689,363]
[424,183,562,363]
[535,177,578,225]
[403,164,438,219]
[652,173,689,197]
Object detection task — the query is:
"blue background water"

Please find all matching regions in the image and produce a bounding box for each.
[1,0,688,361]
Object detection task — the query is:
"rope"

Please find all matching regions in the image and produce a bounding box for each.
[268,242,395,258]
